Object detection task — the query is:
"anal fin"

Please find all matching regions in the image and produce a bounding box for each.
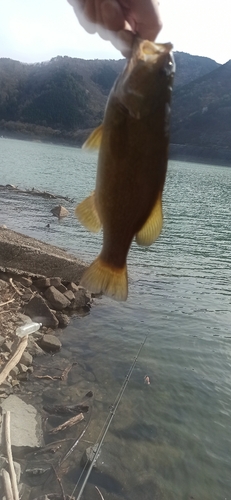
[136,193,163,246]
[75,191,101,233]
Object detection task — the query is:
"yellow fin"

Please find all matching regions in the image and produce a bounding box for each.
[81,257,128,302]
[136,194,163,246]
[83,124,103,150]
[75,192,101,233]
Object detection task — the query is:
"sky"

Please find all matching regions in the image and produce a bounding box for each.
[0,0,230,65]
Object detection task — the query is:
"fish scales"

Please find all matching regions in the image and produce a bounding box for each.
[76,39,175,301]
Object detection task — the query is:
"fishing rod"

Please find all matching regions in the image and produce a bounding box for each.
[71,333,149,500]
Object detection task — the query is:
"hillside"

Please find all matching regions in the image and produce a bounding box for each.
[1,51,230,162]
[171,60,231,151]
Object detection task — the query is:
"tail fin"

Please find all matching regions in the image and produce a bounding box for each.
[81,256,128,302]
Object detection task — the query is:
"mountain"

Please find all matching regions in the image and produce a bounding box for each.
[172,51,219,87]
[1,52,230,163]
[171,60,231,152]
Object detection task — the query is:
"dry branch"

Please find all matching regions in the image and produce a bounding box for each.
[49,413,84,434]
[9,278,23,296]
[35,375,61,381]
[60,363,75,381]
[95,486,105,500]
[0,336,28,386]
[0,298,15,307]
[2,469,14,500]
[4,411,20,500]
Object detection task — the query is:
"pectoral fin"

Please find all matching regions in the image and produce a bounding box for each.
[136,194,163,246]
[75,192,101,233]
[83,124,103,150]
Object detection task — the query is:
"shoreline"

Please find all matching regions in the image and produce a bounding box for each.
[0,228,96,499]
[0,225,91,384]
[1,130,231,167]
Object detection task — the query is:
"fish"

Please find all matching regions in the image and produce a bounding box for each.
[75,38,175,301]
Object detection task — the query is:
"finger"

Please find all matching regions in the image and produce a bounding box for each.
[67,0,97,34]
[92,0,126,41]
[120,0,162,40]
[83,0,96,24]
[112,29,135,57]
[100,0,126,31]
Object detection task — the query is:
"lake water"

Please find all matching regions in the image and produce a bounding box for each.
[0,137,231,500]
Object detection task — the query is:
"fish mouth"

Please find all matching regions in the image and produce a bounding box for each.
[134,39,175,76]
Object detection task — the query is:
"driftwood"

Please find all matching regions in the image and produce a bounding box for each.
[44,403,89,416]
[2,469,14,500]
[0,336,28,386]
[49,413,84,434]
[95,486,105,500]
[35,375,62,381]
[0,184,73,202]
[0,298,15,307]
[35,363,76,383]
[9,278,23,296]
[59,393,93,465]
[60,363,76,381]
[4,412,20,500]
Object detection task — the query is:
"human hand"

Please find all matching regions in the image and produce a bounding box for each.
[67,0,162,57]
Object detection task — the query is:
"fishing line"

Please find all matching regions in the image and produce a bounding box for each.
[71,333,149,500]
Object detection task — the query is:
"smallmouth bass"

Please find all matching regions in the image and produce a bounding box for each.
[76,39,175,301]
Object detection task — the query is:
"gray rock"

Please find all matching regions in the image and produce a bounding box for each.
[27,337,45,357]
[67,282,80,292]
[24,295,59,328]
[19,351,33,366]
[0,279,8,290]
[39,334,62,352]
[0,382,12,395]
[33,278,51,289]
[0,335,5,347]
[49,277,62,287]
[18,363,28,374]
[64,289,75,302]
[0,456,8,469]
[18,483,31,500]
[17,372,28,381]
[4,341,13,353]
[10,366,20,378]
[44,286,70,311]
[15,276,32,288]
[56,283,67,293]
[55,312,70,327]
[0,395,44,454]
[81,443,100,468]
[72,288,91,310]
[16,313,32,324]
[51,205,69,218]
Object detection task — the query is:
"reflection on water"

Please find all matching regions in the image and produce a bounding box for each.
[1,138,231,499]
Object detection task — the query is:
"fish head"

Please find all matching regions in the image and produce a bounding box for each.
[114,39,175,119]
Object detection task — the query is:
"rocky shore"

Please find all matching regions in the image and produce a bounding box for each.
[0,226,97,499]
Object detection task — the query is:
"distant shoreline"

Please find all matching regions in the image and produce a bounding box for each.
[1,129,231,168]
